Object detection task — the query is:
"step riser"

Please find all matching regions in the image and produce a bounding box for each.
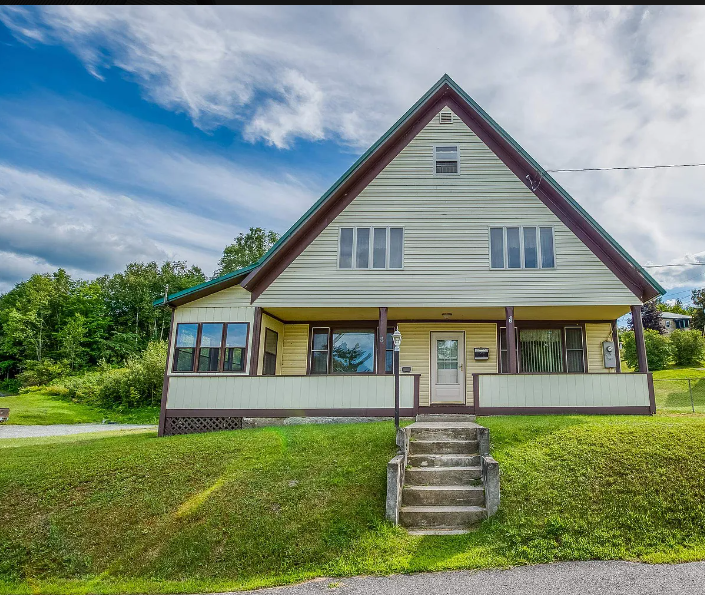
[403,488,485,507]
[408,454,480,468]
[416,415,476,423]
[409,440,479,455]
[400,509,486,528]
[411,428,478,441]
[405,468,482,486]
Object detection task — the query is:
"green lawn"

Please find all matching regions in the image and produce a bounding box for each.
[0,392,159,425]
[651,366,705,414]
[2,416,705,594]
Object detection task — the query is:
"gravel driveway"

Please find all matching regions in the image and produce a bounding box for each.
[213,561,705,595]
[0,423,155,439]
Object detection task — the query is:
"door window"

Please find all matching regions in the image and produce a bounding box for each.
[436,339,459,384]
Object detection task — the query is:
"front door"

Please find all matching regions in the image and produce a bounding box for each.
[430,331,465,404]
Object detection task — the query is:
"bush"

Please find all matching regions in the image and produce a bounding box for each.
[0,378,21,394]
[622,329,671,371]
[58,341,167,409]
[17,359,70,387]
[669,329,705,366]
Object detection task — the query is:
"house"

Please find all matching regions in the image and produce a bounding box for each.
[660,312,692,335]
[154,75,663,437]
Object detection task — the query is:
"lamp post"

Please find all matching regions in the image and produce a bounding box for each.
[392,328,402,428]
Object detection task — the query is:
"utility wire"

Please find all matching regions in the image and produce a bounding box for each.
[547,162,705,173]
[643,263,705,268]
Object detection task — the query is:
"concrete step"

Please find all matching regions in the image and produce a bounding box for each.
[402,485,485,506]
[410,426,478,442]
[409,439,479,455]
[408,453,480,468]
[404,466,482,486]
[416,414,477,423]
[407,528,472,536]
[400,505,486,529]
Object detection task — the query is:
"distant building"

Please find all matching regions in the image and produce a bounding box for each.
[660,312,692,334]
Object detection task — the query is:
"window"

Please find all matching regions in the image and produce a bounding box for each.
[564,327,585,373]
[338,227,403,269]
[173,324,198,372]
[385,326,394,373]
[675,318,690,329]
[489,226,555,269]
[263,328,278,376]
[172,322,248,373]
[519,329,563,373]
[310,328,330,374]
[310,327,376,374]
[434,145,459,174]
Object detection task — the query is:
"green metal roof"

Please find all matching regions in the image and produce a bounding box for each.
[156,73,664,307]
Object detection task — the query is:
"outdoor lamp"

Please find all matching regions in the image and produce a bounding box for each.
[392,328,402,351]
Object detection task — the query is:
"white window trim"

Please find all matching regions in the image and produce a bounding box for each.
[433,144,460,176]
[338,226,404,270]
[488,226,556,270]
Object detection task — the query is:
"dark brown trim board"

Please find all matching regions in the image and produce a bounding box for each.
[631,305,648,372]
[249,307,263,376]
[612,320,622,373]
[165,408,418,418]
[417,406,476,415]
[158,307,175,437]
[475,406,652,416]
[377,307,388,375]
[505,307,518,373]
[241,79,662,303]
[647,372,656,414]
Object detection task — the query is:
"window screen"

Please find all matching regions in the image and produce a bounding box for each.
[523,227,538,269]
[435,146,459,174]
[355,227,370,269]
[564,327,584,373]
[490,228,505,268]
[540,227,555,268]
[389,228,404,269]
[310,328,330,374]
[339,228,353,268]
[263,328,278,376]
[373,228,387,269]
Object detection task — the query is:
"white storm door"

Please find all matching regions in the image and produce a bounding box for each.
[430,332,465,404]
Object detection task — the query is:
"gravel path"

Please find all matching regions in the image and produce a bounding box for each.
[214,561,705,595]
[0,423,155,439]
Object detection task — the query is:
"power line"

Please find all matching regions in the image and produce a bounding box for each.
[547,162,705,173]
[643,263,705,268]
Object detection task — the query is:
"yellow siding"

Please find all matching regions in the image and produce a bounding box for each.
[281,324,309,375]
[259,314,284,375]
[398,322,498,407]
[256,107,639,309]
[585,323,614,373]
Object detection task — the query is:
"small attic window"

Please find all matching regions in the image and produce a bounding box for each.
[439,112,452,124]
[434,145,459,174]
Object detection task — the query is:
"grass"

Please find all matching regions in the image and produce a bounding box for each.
[0,392,159,425]
[2,416,705,594]
[650,366,705,415]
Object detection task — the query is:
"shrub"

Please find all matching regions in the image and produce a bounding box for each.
[622,329,671,371]
[0,378,21,394]
[17,359,70,387]
[669,329,705,366]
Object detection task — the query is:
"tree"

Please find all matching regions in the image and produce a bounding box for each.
[692,288,705,332]
[629,301,663,334]
[59,313,87,370]
[215,227,280,276]
[670,329,705,366]
[656,298,692,316]
[622,329,671,371]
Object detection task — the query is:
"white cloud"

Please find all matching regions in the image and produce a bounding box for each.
[2,5,705,288]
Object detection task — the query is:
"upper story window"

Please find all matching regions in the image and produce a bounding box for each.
[339,227,404,270]
[490,226,555,269]
[434,145,459,174]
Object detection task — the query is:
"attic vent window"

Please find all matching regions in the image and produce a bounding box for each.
[434,145,459,174]
[439,112,452,124]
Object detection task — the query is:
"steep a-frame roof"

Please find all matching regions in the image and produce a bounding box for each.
[156,74,664,307]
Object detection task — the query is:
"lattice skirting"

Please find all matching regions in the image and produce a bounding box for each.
[164,416,243,436]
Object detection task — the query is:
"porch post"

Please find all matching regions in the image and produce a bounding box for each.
[158,306,175,437]
[612,320,621,373]
[249,306,262,376]
[630,305,648,372]
[505,306,518,374]
[377,307,388,375]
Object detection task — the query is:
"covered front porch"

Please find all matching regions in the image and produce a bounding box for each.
[160,304,654,435]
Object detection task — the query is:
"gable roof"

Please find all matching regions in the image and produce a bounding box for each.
[158,74,665,307]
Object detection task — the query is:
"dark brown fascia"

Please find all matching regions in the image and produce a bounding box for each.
[241,83,658,303]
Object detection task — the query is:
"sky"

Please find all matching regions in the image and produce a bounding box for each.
[0,5,704,305]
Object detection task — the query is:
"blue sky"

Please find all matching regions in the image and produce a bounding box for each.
[1,6,704,306]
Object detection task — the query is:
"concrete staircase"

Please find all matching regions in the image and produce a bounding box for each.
[398,415,493,535]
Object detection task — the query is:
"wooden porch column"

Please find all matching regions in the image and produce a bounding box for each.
[612,319,621,373]
[505,306,518,374]
[249,306,262,376]
[631,305,648,372]
[377,307,388,374]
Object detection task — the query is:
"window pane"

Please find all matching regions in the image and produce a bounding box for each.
[174,347,195,372]
[198,347,220,372]
[225,323,247,348]
[507,227,521,268]
[499,327,507,374]
[565,327,583,350]
[332,330,375,373]
[436,146,458,174]
[200,323,223,348]
[175,324,198,347]
[223,348,244,372]
[389,228,403,268]
[385,327,394,350]
[339,228,353,268]
[519,329,563,373]
[263,352,276,376]
[523,227,538,269]
[264,329,278,355]
[436,339,459,384]
[312,329,329,351]
[311,351,328,374]
[385,350,393,374]
[373,228,387,269]
[490,228,505,268]
[565,327,584,373]
[566,350,585,373]
[436,160,458,174]
[355,227,370,269]
[540,227,555,268]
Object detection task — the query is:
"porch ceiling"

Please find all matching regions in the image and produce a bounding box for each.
[264,305,631,323]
